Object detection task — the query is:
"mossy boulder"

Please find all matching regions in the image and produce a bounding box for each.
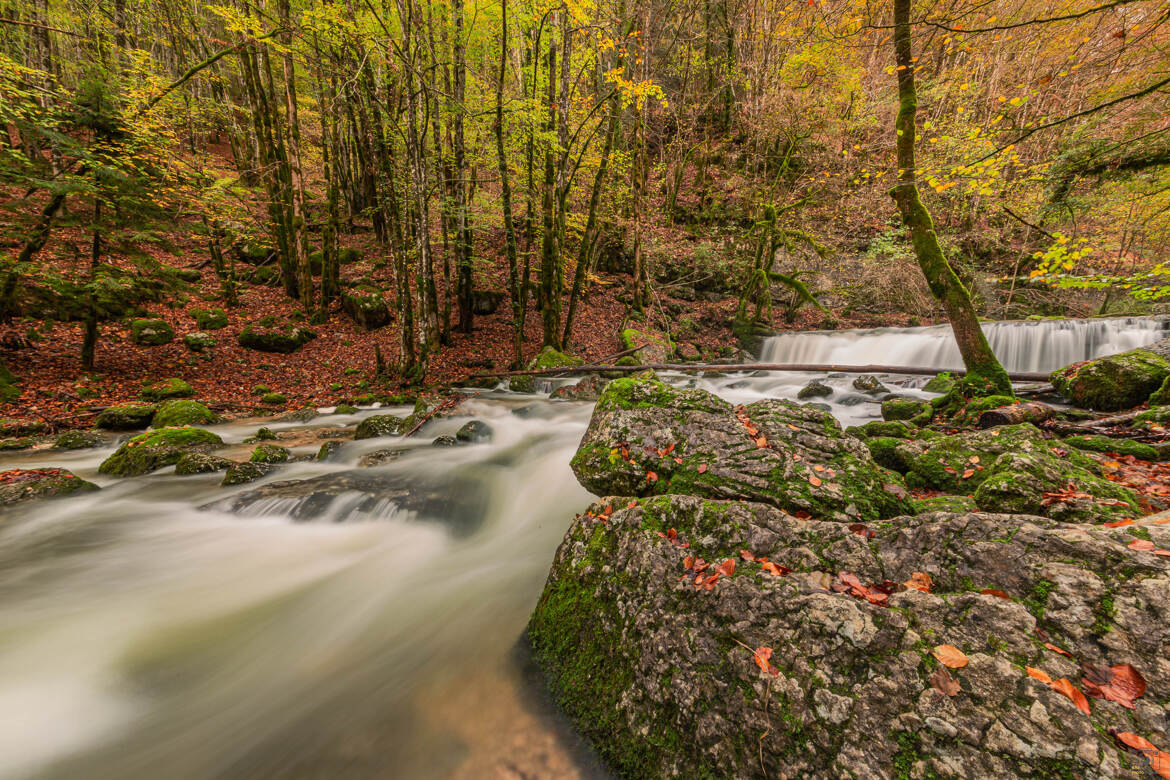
[221,461,273,486]
[152,400,217,428]
[910,493,977,513]
[95,404,156,430]
[549,374,609,401]
[0,468,98,506]
[454,420,493,444]
[98,426,223,477]
[141,378,193,401]
[250,443,290,464]
[881,396,930,422]
[0,359,20,403]
[260,392,287,405]
[245,427,278,443]
[353,414,407,440]
[528,346,584,370]
[317,441,343,461]
[184,332,216,352]
[949,394,1018,427]
[1149,375,1170,406]
[129,318,174,346]
[570,376,911,522]
[340,286,391,330]
[618,327,674,363]
[238,318,317,354]
[508,375,538,393]
[190,307,229,330]
[174,453,233,475]
[0,437,35,451]
[797,379,832,399]
[852,374,888,395]
[923,371,956,394]
[53,430,105,450]
[974,451,1140,523]
[1064,434,1158,461]
[894,423,1094,493]
[1132,406,1170,432]
[1050,347,1170,411]
[333,403,358,415]
[0,418,46,436]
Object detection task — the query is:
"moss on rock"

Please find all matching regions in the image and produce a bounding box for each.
[174,453,233,475]
[250,443,290,464]
[1050,347,1170,411]
[354,413,407,440]
[0,468,98,506]
[974,451,1139,522]
[98,427,223,477]
[189,307,228,330]
[129,318,174,346]
[141,378,193,401]
[152,400,217,428]
[53,430,105,450]
[238,318,317,354]
[1064,434,1158,461]
[881,396,930,422]
[96,404,156,430]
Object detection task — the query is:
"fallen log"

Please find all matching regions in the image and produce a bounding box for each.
[472,361,1053,383]
[978,402,1057,428]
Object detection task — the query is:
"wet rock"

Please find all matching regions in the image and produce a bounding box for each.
[924,371,957,394]
[619,327,675,363]
[0,437,35,451]
[250,443,290,464]
[570,376,911,522]
[275,407,318,423]
[508,375,538,393]
[333,404,358,415]
[852,374,889,394]
[317,441,343,461]
[238,317,317,353]
[206,469,491,533]
[244,427,278,444]
[0,468,98,506]
[550,374,609,401]
[95,404,156,431]
[174,453,233,475]
[53,430,105,450]
[797,379,832,399]
[455,420,494,444]
[152,400,217,428]
[511,404,543,418]
[129,318,174,346]
[881,395,930,422]
[835,393,873,407]
[357,448,402,466]
[98,427,224,477]
[1051,346,1170,411]
[221,461,273,486]
[432,435,458,447]
[529,496,1170,779]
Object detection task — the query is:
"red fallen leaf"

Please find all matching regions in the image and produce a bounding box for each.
[740,550,756,562]
[1081,663,1146,709]
[1112,732,1170,780]
[932,644,969,668]
[703,574,719,591]
[753,646,773,673]
[969,456,980,464]
[849,523,876,539]
[864,590,889,606]
[1105,518,1134,527]
[693,574,705,588]
[1026,667,1053,684]
[1154,549,1170,556]
[1128,538,1156,551]
[979,588,1011,599]
[647,471,659,483]
[683,556,694,571]
[787,423,799,431]
[627,501,638,508]
[809,475,822,487]
[1044,642,1074,658]
[673,457,683,464]
[717,559,736,577]
[754,436,768,449]
[943,466,957,474]
[761,561,790,577]
[666,528,677,541]
[904,571,933,593]
[838,572,863,589]
[961,468,975,479]
[1050,677,1091,715]
[813,464,826,472]
[697,463,708,474]
[601,504,613,516]
[664,443,676,455]
[693,559,709,573]
[930,667,960,696]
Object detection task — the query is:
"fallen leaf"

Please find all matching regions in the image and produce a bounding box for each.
[739,549,756,562]
[683,555,694,571]
[1082,663,1146,709]
[1104,518,1134,528]
[1044,642,1074,658]
[697,463,708,474]
[717,559,736,577]
[809,475,822,487]
[1026,667,1053,684]
[1112,732,1170,780]
[1129,538,1156,551]
[703,573,719,591]
[904,571,933,593]
[646,471,658,483]
[754,435,768,449]
[753,646,773,673]
[1050,677,1091,715]
[761,561,790,577]
[962,469,975,479]
[979,588,1011,599]
[848,522,876,539]
[932,644,969,669]
[930,667,960,696]
[627,501,638,508]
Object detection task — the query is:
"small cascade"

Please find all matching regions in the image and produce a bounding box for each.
[758,317,1169,374]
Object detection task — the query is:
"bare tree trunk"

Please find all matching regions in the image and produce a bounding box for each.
[494,0,523,367]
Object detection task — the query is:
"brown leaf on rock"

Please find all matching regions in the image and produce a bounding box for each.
[1050,677,1091,715]
[697,463,708,474]
[1112,732,1170,780]
[930,667,960,696]
[809,475,822,487]
[904,571,933,593]
[932,644,969,669]
[1082,663,1146,709]
[760,561,790,577]
[979,588,1011,599]
[716,559,736,577]
[1026,667,1053,684]
[1044,642,1074,658]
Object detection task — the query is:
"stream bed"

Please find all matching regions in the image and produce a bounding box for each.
[0,316,1165,779]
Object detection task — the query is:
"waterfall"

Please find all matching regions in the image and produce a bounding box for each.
[758,317,1169,374]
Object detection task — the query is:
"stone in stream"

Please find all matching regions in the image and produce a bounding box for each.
[569,376,911,523]
[317,441,344,461]
[95,404,156,431]
[250,443,291,464]
[880,395,930,422]
[151,400,217,428]
[852,374,889,395]
[221,461,273,486]
[549,374,609,401]
[528,496,1170,778]
[52,430,105,450]
[174,453,233,475]
[796,379,832,399]
[0,468,99,507]
[432,435,458,447]
[204,469,491,533]
[454,420,494,444]
[1050,339,1170,411]
[98,427,224,477]
[357,448,402,466]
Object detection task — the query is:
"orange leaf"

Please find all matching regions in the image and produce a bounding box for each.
[1044,642,1074,658]
[1026,667,1053,684]
[697,463,708,474]
[962,469,975,479]
[683,556,694,571]
[753,646,773,673]
[1050,677,1091,715]
[761,561,790,577]
[646,471,658,483]
[787,423,799,431]
[739,549,756,562]
[1129,538,1156,551]
[754,435,768,449]
[930,667,960,696]
[932,644,969,668]
[809,475,822,487]
[904,571,933,593]
[813,464,825,472]
[1104,518,1134,528]
[717,559,736,577]
[1082,663,1146,709]
[979,588,1011,599]
[1113,733,1170,780]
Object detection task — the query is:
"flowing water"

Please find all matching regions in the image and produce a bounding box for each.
[0,317,1165,779]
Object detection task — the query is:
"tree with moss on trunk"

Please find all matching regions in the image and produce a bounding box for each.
[890,0,1011,399]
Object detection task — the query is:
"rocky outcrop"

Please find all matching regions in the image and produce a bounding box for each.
[1,468,99,506]
[550,374,609,401]
[98,427,223,477]
[1051,343,1170,411]
[95,404,156,430]
[529,497,1170,779]
[238,317,317,353]
[152,400,217,428]
[570,377,911,523]
[129,318,174,346]
[340,286,392,330]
